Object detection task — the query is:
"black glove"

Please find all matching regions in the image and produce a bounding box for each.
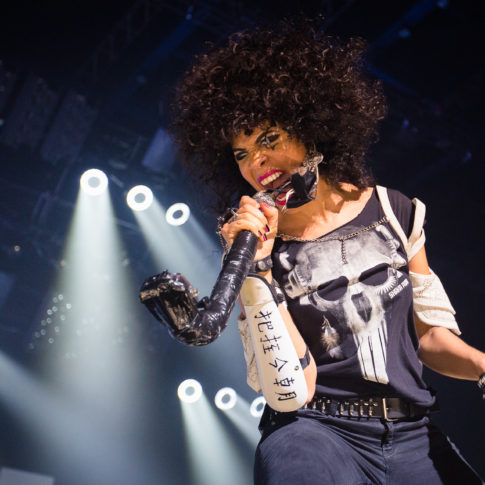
[139,230,257,346]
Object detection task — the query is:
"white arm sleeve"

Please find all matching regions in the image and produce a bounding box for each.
[239,274,308,411]
[410,269,461,335]
[238,315,262,393]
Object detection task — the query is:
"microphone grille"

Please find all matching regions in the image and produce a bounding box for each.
[253,191,276,207]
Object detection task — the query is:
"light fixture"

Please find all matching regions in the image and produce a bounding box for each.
[80,169,108,196]
[126,185,153,211]
[177,379,202,403]
[166,203,190,226]
[214,387,237,410]
[250,396,266,417]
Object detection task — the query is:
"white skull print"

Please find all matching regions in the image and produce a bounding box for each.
[277,222,408,384]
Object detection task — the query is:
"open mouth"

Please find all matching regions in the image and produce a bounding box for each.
[274,182,293,205]
[257,171,295,208]
[258,170,291,189]
[268,178,293,206]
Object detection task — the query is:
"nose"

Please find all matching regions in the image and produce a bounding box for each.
[250,148,267,168]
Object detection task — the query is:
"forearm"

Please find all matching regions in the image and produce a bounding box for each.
[255,269,316,398]
[239,272,316,410]
[417,319,485,380]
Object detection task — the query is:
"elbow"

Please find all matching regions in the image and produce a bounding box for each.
[264,380,310,413]
[417,325,439,361]
[266,392,308,413]
[264,376,315,412]
[418,325,450,353]
[417,325,434,350]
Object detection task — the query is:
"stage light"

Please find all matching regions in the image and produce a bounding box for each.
[177,379,202,403]
[80,169,108,196]
[166,203,190,226]
[214,387,237,410]
[250,396,266,417]
[126,185,153,212]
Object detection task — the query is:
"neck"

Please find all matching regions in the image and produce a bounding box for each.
[277,178,367,238]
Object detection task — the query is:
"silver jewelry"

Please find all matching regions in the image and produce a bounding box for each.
[277,217,387,242]
[302,150,324,171]
[216,207,239,252]
[277,217,388,264]
[478,372,485,400]
[250,255,273,273]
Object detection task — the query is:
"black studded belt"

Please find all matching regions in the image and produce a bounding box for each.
[303,396,433,422]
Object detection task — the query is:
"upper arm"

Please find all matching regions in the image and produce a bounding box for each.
[408,244,431,276]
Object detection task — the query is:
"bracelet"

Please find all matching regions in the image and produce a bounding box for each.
[478,372,485,400]
[299,345,311,370]
[216,207,239,252]
[250,255,273,273]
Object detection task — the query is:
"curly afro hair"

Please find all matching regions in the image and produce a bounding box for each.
[172,22,387,209]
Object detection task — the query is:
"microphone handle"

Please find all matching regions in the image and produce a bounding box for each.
[139,229,259,346]
[139,193,275,345]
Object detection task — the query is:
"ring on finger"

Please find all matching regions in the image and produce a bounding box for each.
[228,209,239,223]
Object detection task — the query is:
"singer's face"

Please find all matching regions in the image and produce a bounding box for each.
[232,123,307,192]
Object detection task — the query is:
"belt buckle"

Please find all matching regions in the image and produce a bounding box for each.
[382,398,398,422]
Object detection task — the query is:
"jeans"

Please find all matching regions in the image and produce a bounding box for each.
[254,408,483,485]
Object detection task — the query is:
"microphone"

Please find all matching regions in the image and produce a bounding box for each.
[139,191,275,346]
[253,190,277,208]
[229,189,276,270]
[232,189,276,259]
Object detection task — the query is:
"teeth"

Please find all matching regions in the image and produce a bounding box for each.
[261,172,283,186]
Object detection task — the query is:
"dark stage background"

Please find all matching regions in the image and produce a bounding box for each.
[0,1,483,484]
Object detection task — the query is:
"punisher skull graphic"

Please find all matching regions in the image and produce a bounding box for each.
[277,222,407,384]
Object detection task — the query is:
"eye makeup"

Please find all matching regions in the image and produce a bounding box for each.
[233,129,281,162]
[256,129,280,149]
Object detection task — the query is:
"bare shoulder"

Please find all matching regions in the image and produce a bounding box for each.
[337,183,374,213]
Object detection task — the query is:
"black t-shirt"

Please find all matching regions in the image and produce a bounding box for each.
[272,188,435,407]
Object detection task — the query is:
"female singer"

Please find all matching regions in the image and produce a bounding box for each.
[172,22,485,485]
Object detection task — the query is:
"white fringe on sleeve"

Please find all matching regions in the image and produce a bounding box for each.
[410,269,461,335]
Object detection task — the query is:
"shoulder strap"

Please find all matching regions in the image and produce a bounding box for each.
[375,185,427,261]
[375,185,408,253]
[407,197,426,260]
[408,197,425,248]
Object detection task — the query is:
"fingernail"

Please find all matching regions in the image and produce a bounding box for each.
[262,234,267,241]
[258,231,263,238]
[262,202,270,208]
[265,225,270,233]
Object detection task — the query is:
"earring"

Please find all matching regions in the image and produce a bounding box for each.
[302,150,324,171]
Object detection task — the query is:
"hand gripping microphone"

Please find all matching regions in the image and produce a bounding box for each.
[139,192,275,346]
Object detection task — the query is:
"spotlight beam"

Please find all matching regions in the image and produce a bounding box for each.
[180,395,252,485]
